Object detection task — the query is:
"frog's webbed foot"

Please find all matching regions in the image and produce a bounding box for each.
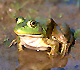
[60,43,68,57]
[47,51,58,57]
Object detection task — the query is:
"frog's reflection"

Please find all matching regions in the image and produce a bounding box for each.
[15,48,68,70]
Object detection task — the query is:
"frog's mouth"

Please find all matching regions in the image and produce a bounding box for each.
[18,34,51,51]
[18,34,43,38]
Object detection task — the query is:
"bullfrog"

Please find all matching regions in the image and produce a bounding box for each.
[9,16,73,57]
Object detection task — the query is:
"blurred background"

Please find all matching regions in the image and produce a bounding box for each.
[0,0,80,70]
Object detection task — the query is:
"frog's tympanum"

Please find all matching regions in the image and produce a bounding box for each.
[9,16,74,57]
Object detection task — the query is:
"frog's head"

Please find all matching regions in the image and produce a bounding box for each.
[14,17,46,37]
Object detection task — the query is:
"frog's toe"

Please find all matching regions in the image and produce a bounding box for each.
[18,48,23,51]
[18,46,23,51]
[61,50,67,58]
[9,39,17,47]
[60,43,68,57]
[47,51,59,57]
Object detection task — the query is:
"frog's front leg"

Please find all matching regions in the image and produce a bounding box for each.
[17,42,23,51]
[17,36,24,51]
[50,45,59,56]
[47,39,60,56]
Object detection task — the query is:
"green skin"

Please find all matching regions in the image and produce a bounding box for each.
[10,16,74,57]
[14,16,49,36]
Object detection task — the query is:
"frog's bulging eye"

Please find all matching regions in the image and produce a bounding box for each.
[16,18,18,22]
[30,21,37,28]
[32,22,35,25]
[16,16,25,24]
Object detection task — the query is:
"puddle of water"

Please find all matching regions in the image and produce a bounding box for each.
[0,45,18,70]
[15,49,68,70]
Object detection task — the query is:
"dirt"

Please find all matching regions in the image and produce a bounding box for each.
[0,0,80,70]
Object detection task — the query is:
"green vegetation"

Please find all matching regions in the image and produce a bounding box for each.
[7,1,28,18]
[10,1,28,10]
[7,11,16,18]
[28,8,37,13]
[58,13,63,18]
[2,25,6,30]
[25,13,32,19]
[74,29,80,38]
[1,35,9,45]
[3,35,9,42]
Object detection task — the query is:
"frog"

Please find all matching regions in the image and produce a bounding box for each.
[9,16,74,57]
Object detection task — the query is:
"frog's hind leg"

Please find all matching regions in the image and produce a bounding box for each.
[60,23,71,41]
[60,33,74,57]
[60,23,72,57]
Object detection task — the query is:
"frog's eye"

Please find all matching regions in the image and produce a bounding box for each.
[15,16,25,24]
[30,21,37,28]
[16,17,18,22]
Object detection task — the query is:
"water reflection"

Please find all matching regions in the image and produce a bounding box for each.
[15,49,68,70]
